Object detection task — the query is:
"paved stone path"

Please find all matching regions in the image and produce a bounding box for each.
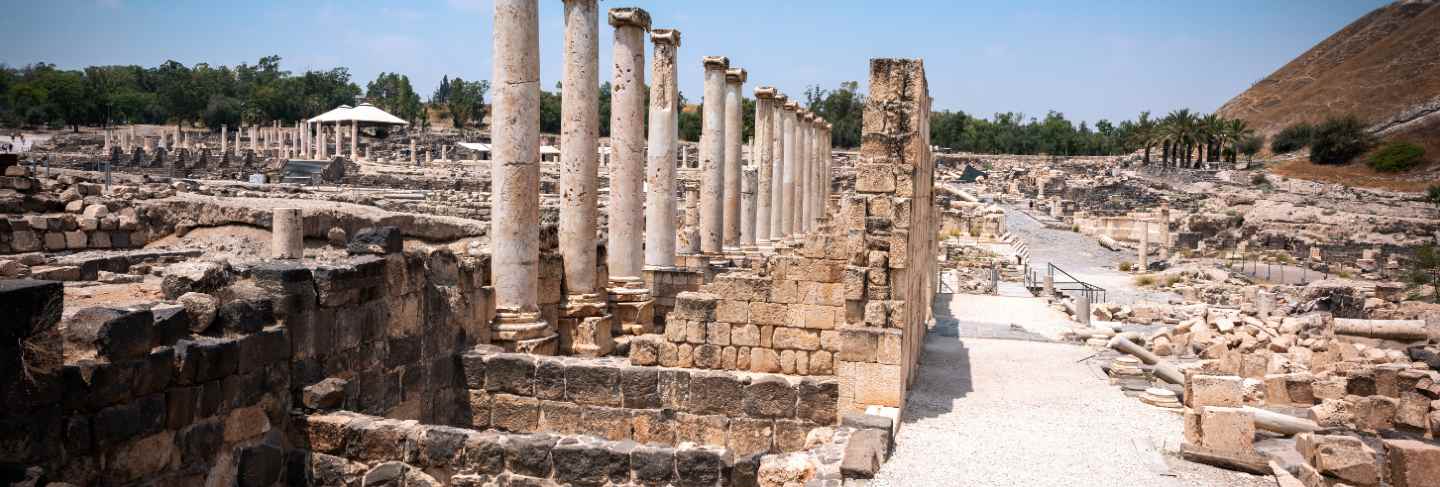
[1005,204,1177,305]
[873,292,1271,486]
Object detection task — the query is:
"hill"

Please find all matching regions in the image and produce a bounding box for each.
[1216,0,1440,189]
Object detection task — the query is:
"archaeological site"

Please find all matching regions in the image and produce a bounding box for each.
[2,1,1440,486]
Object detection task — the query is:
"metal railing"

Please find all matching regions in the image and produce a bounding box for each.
[1025,262,1107,303]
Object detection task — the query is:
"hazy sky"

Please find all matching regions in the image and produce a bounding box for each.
[0,0,1388,124]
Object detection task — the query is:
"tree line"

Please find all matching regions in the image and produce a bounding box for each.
[930,108,1264,162]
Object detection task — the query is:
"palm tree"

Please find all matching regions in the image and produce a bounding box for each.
[1131,111,1157,164]
[1200,114,1223,164]
[1164,109,1197,167]
[1224,119,1253,163]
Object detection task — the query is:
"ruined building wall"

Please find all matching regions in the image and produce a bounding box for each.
[836,58,936,413]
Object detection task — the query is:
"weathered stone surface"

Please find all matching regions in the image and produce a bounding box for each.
[1384,438,1440,487]
[841,428,887,479]
[687,372,744,416]
[797,379,840,424]
[744,376,797,418]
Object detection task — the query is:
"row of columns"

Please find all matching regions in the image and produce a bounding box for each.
[489,0,835,354]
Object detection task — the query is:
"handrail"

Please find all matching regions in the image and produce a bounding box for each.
[1025,262,1107,303]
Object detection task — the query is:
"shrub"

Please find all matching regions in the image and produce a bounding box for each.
[1367,141,1425,172]
[1309,116,1375,165]
[1428,185,1440,207]
[1118,261,1133,272]
[1239,135,1264,161]
[1134,275,1157,286]
[1165,275,1183,287]
[1251,173,1270,186]
[1271,123,1313,153]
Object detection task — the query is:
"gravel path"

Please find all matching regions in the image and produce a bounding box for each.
[1004,205,1175,305]
[871,293,1271,487]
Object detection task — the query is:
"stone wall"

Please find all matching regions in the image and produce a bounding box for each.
[457,348,838,457]
[291,410,756,487]
[837,58,937,413]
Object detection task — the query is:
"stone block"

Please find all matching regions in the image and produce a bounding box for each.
[1353,395,1398,431]
[551,436,629,486]
[750,348,781,373]
[566,362,621,407]
[773,328,820,351]
[838,329,879,362]
[797,379,840,424]
[716,300,749,324]
[689,372,745,416]
[694,344,723,369]
[582,406,633,441]
[1264,373,1315,406]
[728,417,775,456]
[676,413,729,446]
[788,305,838,330]
[1187,375,1243,408]
[1196,406,1254,455]
[675,444,728,486]
[706,322,732,346]
[732,324,761,347]
[1305,434,1379,486]
[810,350,835,375]
[484,354,536,396]
[64,307,154,361]
[534,356,567,401]
[491,394,540,432]
[538,400,582,435]
[686,321,706,344]
[749,302,788,325]
[877,331,902,365]
[460,431,507,475]
[658,370,690,411]
[745,376,798,418]
[1384,438,1440,487]
[631,409,677,445]
[671,292,719,321]
[466,390,492,429]
[621,366,660,409]
[503,433,557,478]
[631,444,676,485]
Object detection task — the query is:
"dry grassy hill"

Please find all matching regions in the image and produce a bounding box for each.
[1216,0,1440,190]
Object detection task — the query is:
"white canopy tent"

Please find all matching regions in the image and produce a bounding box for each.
[303,102,409,161]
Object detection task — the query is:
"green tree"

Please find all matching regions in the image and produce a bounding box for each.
[366,72,423,124]
[1309,115,1374,165]
[1239,134,1264,162]
[446,78,489,132]
[1405,246,1440,303]
[539,82,562,134]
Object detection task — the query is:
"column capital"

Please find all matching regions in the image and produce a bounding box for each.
[775,93,788,104]
[607,7,651,30]
[650,28,680,46]
[725,68,747,84]
[813,116,826,126]
[782,101,799,111]
[754,86,777,99]
[702,56,730,71]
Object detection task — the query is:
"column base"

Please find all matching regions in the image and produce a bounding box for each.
[558,294,614,357]
[491,310,558,355]
[608,280,655,336]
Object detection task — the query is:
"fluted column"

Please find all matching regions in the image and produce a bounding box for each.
[559,0,601,297]
[644,28,681,268]
[699,56,729,254]
[722,68,746,249]
[607,7,650,283]
[769,94,787,240]
[753,87,776,244]
[740,167,757,247]
[780,100,798,240]
[490,0,555,354]
[810,117,825,228]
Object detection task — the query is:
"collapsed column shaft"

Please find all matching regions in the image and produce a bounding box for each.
[559,0,601,295]
[644,29,681,268]
[699,56,729,254]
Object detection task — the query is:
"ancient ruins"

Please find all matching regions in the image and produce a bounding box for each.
[5,1,1440,486]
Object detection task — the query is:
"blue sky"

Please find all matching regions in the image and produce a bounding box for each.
[1,0,1387,124]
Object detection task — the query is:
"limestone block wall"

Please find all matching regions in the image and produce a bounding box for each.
[837,58,937,413]
[456,348,839,457]
[652,252,850,376]
[291,410,756,486]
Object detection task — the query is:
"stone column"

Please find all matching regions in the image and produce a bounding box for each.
[680,182,701,254]
[809,117,824,228]
[559,0,602,297]
[607,7,650,284]
[770,94,787,240]
[318,126,328,159]
[271,208,304,259]
[645,28,681,268]
[698,56,729,254]
[556,0,613,356]
[796,111,812,234]
[722,68,746,249]
[490,0,556,354]
[102,129,112,154]
[741,167,757,248]
[753,87,776,244]
[220,124,228,154]
[1138,220,1149,271]
[410,139,417,164]
[350,121,358,160]
[250,126,258,151]
[1159,202,1171,261]
[780,100,799,240]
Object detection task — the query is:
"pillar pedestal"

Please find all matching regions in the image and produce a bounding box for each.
[608,277,654,336]
[492,311,559,355]
[558,293,613,357]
